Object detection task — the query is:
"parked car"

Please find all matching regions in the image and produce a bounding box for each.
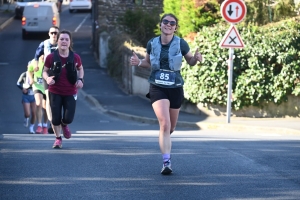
[22,2,60,40]
[69,0,92,13]
[14,0,44,19]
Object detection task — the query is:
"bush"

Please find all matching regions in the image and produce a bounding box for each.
[118,8,160,46]
[162,0,222,37]
[181,18,300,110]
[244,0,297,25]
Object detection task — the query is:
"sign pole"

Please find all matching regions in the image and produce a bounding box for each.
[220,0,247,123]
[226,47,234,123]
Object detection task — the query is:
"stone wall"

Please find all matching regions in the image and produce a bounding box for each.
[121,44,149,95]
[95,0,163,68]
[97,0,163,34]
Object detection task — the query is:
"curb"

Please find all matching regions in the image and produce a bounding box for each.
[0,16,14,31]
[78,89,300,134]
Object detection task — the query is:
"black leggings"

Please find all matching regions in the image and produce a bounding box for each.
[49,92,77,126]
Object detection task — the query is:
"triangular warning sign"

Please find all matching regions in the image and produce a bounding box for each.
[219,25,245,48]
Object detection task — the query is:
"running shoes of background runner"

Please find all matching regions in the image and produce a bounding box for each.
[42,127,48,134]
[161,160,172,175]
[23,118,29,127]
[36,126,43,134]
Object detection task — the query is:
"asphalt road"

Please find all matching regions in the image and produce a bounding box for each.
[1,5,300,200]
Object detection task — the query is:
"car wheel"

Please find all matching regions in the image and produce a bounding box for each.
[69,9,73,13]
[22,30,28,40]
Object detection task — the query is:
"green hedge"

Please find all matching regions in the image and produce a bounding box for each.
[181,18,300,110]
[162,0,221,37]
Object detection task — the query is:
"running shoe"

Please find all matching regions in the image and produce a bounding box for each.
[42,127,48,134]
[52,138,62,149]
[161,160,172,175]
[62,124,71,139]
[36,126,42,134]
[29,127,35,134]
[23,118,29,127]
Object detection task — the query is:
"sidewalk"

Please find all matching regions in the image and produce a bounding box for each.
[0,3,15,30]
[0,6,299,135]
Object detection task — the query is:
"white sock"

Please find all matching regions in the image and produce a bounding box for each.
[38,123,42,127]
[43,123,48,128]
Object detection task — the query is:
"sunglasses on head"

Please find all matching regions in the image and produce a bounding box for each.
[162,19,176,26]
[50,32,58,35]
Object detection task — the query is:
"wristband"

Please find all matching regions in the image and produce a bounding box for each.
[138,59,142,67]
[78,78,84,83]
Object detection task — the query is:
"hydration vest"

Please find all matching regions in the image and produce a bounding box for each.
[149,36,183,71]
[48,50,77,84]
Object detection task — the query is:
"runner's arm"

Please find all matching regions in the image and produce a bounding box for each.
[16,72,26,90]
[34,42,44,69]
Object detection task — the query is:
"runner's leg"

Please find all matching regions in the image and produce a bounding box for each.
[34,92,43,132]
[152,99,172,154]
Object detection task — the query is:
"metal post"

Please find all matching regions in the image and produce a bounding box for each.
[92,0,98,53]
[226,47,234,123]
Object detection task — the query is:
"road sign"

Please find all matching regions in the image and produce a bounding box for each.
[219,25,245,48]
[221,0,247,24]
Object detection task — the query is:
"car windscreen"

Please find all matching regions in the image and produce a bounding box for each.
[24,6,52,16]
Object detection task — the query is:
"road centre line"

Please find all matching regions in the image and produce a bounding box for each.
[74,14,89,33]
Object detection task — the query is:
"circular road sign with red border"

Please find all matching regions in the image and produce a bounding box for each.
[221,0,247,24]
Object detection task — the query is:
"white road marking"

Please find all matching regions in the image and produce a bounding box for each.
[74,14,89,32]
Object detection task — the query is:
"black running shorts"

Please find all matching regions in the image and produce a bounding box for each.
[34,89,46,100]
[147,84,184,109]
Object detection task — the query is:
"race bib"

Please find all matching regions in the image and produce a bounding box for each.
[36,77,43,84]
[28,89,34,95]
[155,70,176,86]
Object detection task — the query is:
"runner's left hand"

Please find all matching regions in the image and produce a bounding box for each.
[76,79,83,89]
[194,48,202,62]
